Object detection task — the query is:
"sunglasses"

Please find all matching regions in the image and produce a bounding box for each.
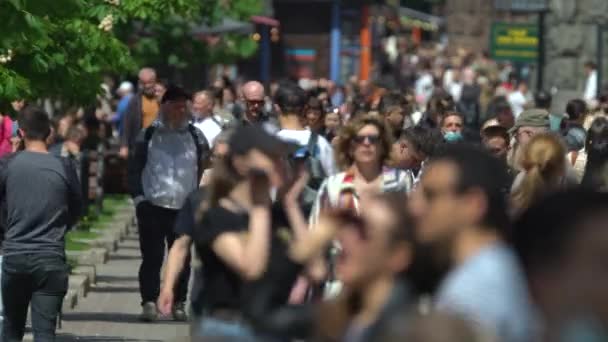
[353,134,380,145]
[246,99,265,106]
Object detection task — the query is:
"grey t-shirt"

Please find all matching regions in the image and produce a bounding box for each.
[1,151,82,256]
[436,243,537,342]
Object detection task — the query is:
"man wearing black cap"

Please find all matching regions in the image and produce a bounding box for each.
[128,85,210,322]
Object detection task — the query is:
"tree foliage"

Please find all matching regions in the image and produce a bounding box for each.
[0,0,262,106]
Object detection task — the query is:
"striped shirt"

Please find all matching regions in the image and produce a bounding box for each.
[309,167,414,226]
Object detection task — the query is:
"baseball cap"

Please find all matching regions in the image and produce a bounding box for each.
[228,125,297,158]
[509,108,550,134]
[161,84,191,104]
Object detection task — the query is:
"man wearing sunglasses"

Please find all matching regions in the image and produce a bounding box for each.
[408,144,536,342]
[241,81,279,134]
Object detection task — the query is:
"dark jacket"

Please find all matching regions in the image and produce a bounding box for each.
[121,92,145,149]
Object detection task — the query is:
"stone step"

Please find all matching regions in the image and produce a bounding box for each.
[66,247,109,266]
[68,274,90,299]
[71,265,97,284]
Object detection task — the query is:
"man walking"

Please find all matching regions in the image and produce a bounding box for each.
[120,68,159,158]
[241,81,279,133]
[0,106,82,341]
[408,144,536,341]
[191,90,227,147]
[128,85,210,322]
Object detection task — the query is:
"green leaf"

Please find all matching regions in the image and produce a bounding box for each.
[167,54,179,66]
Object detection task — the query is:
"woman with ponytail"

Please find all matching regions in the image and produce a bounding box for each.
[511,133,568,216]
[581,117,608,190]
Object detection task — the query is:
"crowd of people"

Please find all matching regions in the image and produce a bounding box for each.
[0,45,607,342]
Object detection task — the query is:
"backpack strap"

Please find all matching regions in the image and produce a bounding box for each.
[144,125,156,143]
[187,123,211,182]
[210,115,225,130]
[188,124,203,164]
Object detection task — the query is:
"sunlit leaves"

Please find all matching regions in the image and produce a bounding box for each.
[0,0,262,105]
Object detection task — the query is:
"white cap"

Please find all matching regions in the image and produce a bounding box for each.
[117,81,134,94]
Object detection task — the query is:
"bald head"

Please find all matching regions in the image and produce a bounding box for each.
[139,68,157,98]
[242,81,265,101]
[242,81,265,122]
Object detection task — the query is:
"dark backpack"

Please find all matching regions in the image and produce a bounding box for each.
[290,132,327,217]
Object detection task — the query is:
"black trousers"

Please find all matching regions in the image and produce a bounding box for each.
[2,253,69,342]
[136,202,191,304]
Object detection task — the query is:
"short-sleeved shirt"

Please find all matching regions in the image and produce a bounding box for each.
[174,188,206,238]
[173,188,206,316]
[436,243,537,341]
[193,203,296,313]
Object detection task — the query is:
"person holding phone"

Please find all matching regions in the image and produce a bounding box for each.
[191,125,304,340]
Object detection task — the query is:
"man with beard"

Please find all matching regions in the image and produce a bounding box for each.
[120,67,160,158]
[408,144,536,342]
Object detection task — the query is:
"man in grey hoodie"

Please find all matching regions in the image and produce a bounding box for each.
[128,85,210,322]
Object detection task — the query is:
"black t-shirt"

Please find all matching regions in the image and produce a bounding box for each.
[174,188,206,238]
[193,202,296,313]
[173,188,206,316]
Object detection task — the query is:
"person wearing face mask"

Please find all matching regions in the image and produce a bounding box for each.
[440,111,465,143]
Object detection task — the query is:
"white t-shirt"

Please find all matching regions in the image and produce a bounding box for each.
[276,129,338,176]
[584,70,598,102]
[193,115,223,147]
[508,91,527,118]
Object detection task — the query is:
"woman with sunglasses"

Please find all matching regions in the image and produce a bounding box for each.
[303,115,414,300]
[310,115,414,224]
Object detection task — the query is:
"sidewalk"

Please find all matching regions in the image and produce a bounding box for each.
[26,230,190,342]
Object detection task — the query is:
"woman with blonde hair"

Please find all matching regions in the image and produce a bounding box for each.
[511,133,568,215]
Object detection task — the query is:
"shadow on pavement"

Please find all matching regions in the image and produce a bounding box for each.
[96,275,139,283]
[55,334,162,342]
[61,312,186,325]
[109,254,141,261]
[116,245,141,251]
[90,286,140,293]
[122,236,140,242]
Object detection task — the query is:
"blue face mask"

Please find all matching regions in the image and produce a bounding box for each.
[549,114,563,132]
[444,131,463,143]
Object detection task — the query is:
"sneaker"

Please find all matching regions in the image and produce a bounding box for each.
[172,301,188,322]
[140,302,158,322]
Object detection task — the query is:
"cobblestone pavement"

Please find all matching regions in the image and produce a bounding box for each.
[25,231,190,342]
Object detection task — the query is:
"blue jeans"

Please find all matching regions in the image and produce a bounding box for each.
[192,317,257,342]
[2,253,68,342]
